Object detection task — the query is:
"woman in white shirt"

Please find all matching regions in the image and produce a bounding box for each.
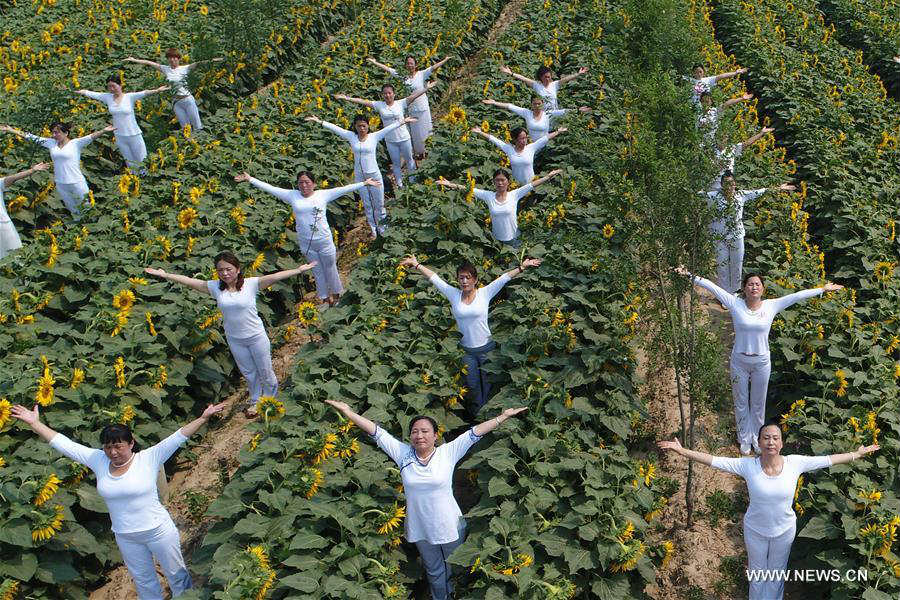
[333,81,435,187]
[436,168,561,246]
[306,114,413,238]
[145,252,315,416]
[469,125,565,185]
[498,64,589,111]
[659,422,878,600]
[709,126,773,191]
[0,122,115,217]
[697,91,752,146]
[684,64,747,107]
[76,74,169,170]
[676,266,843,454]
[367,55,451,157]
[0,162,49,257]
[399,255,542,412]
[482,96,590,141]
[234,170,379,305]
[11,400,228,600]
[124,49,224,132]
[323,398,527,600]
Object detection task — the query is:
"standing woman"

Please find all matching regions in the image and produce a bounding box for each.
[482,97,590,141]
[0,162,49,257]
[399,255,542,413]
[75,75,169,170]
[684,64,748,107]
[498,64,589,111]
[145,253,316,416]
[234,171,379,305]
[709,126,773,191]
[323,399,527,600]
[305,114,413,238]
[675,266,843,454]
[697,91,752,146]
[367,55,451,157]
[10,401,228,599]
[124,50,224,132]
[659,422,878,600]
[469,125,565,185]
[437,168,561,247]
[0,122,115,218]
[333,81,435,187]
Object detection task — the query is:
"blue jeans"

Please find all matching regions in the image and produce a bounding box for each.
[462,341,495,414]
[414,521,466,600]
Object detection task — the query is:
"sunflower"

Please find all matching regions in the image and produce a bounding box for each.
[112,289,136,312]
[245,545,275,600]
[610,540,646,573]
[256,396,285,420]
[602,224,615,238]
[0,399,10,429]
[35,362,55,406]
[34,473,61,506]
[31,504,65,542]
[114,357,126,388]
[0,579,20,600]
[377,504,406,534]
[292,466,324,499]
[297,302,318,327]
[177,206,197,229]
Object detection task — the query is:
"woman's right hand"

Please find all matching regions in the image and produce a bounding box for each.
[499,65,512,75]
[233,172,250,183]
[364,178,381,187]
[399,255,418,269]
[304,115,321,123]
[32,162,50,172]
[657,438,682,453]
[673,265,690,277]
[145,267,167,278]
[324,399,350,413]
[11,404,41,427]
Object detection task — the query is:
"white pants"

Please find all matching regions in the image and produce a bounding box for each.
[299,235,343,299]
[116,133,148,167]
[409,106,433,155]
[114,518,192,600]
[227,331,278,407]
[173,95,203,131]
[730,352,770,449]
[56,179,90,217]
[744,522,795,600]
[0,220,22,258]
[355,169,386,236]
[715,235,744,292]
[386,139,416,186]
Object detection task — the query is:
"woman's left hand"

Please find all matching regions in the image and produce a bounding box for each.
[856,444,879,458]
[501,407,528,419]
[823,282,844,292]
[521,258,542,269]
[201,402,227,420]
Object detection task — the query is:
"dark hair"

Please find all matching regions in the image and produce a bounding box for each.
[456,262,478,280]
[692,63,704,72]
[741,272,765,289]
[214,251,245,292]
[49,122,71,135]
[381,83,395,93]
[531,95,544,105]
[535,65,552,80]
[404,55,417,65]
[100,424,141,452]
[757,420,783,441]
[492,168,511,182]
[165,48,181,59]
[295,171,315,185]
[106,73,123,86]
[409,415,438,435]
[511,126,528,141]
[699,91,712,102]
[720,170,735,184]
[353,114,369,129]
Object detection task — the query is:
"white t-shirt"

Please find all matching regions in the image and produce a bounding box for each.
[710,454,832,537]
[0,178,10,224]
[50,430,188,533]
[428,272,510,348]
[485,133,549,185]
[160,64,194,97]
[371,426,481,544]
[206,276,265,339]
[692,275,824,355]
[531,80,560,111]
[697,106,720,143]
[473,183,533,241]
[248,176,364,242]
[81,91,153,136]
[507,105,567,140]
[711,143,744,189]
[25,133,93,184]
[321,121,404,173]
[373,98,411,143]
[685,74,718,106]
[385,65,435,112]
[703,188,766,241]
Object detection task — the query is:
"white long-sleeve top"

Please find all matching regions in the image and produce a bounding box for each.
[373,99,411,143]
[428,272,510,348]
[247,176,364,243]
[321,120,404,173]
[81,91,154,136]
[0,178,11,224]
[160,64,195,97]
[684,74,718,106]
[697,106,720,144]
[50,430,188,533]
[24,133,93,184]
[206,276,265,339]
[692,275,824,355]
[506,104,568,140]
[473,183,533,241]
[384,65,435,113]
[703,188,766,241]
[531,80,560,111]
[484,133,549,185]
[710,454,831,536]
[371,425,482,544]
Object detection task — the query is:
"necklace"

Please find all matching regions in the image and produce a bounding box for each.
[111,453,135,469]
[415,447,436,464]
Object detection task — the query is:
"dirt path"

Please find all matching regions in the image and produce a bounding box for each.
[642,292,750,600]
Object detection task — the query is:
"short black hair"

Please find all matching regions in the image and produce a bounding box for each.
[535,65,552,80]
[456,262,477,280]
[106,73,123,85]
[757,420,784,441]
[100,424,141,452]
[720,170,735,184]
[49,122,71,135]
[409,415,438,435]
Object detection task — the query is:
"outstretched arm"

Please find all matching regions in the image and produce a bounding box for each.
[145,267,210,294]
[323,400,376,435]
[829,444,878,466]
[470,127,508,151]
[367,58,398,75]
[86,124,117,142]
[0,124,30,138]
[499,65,535,86]
[675,265,737,309]
[657,438,716,466]
[124,56,164,70]
[713,67,747,83]
[503,257,542,280]
[530,169,562,188]
[722,93,753,109]
[184,57,224,69]
[400,255,436,279]
[10,404,59,442]
[234,171,296,203]
[435,177,467,191]
[770,282,841,313]
[257,264,317,290]
[179,403,227,438]
[741,126,774,149]
[332,93,375,108]
[75,89,106,100]
[546,128,567,142]
[473,407,528,437]
[134,85,170,99]
[558,66,589,86]
[306,116,356,142]
[429,56,451,72]
[406,80,438,105]
[2,162,49,187]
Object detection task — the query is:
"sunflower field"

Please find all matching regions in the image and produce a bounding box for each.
[1,0,898,598]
